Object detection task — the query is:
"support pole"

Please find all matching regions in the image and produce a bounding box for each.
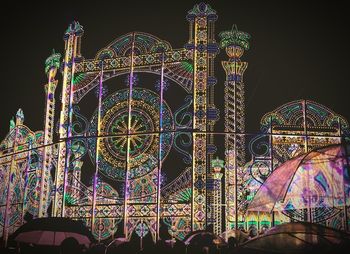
[156,53,165,241]
[269,117,274,226]
[61,38,77,218]
[342,131,349,231]
[124,32,135,239]
[92,62,104,235]
[21,140,32,225]
[302,100,312,223]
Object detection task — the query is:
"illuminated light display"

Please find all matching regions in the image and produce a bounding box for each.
[248,144,350,228]
[220,24,250,231]
[0,3,349,247]
[0,110,46,246]
[87,88,173,181]
[246,100,349,228]
[211,157,224,235]
[39,50,61,218]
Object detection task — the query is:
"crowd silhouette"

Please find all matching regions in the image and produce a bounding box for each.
[1,226,260,254]
[2,223,349,254]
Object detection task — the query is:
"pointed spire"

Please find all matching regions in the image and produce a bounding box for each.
[231,24,238,32]
[187,2,217,21]
[63,20,84,40]
[16,108,24,125]
[187,2,216,16]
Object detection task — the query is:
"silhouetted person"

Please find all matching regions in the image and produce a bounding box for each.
[227,236,236,248]
[202,246,210,254]
[23,212,33,223]
[172,239,185,254]
[159,222,171,241]
[86,242,105,254]
[60,237,81,254]
[140,233,155,254]
[248,226,257,239]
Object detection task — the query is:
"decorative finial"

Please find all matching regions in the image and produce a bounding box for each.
[64,21,84,40]
[219,24,251,50]
[211,157,224,169]
[219,25,250,59]
[187,2,217,21]
[45,49,61,75]
[16,108,24,125]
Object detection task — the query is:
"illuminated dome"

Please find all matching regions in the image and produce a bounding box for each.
[248,143,350,222]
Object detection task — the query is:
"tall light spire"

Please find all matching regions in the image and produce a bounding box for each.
[220,24,250,231]
[38,50,61,217]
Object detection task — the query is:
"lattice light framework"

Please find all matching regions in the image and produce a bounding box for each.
[39,50,61,218]
[1,3,350,247]
[246,100,350,228]
[0,110,48,245]
[186,2,219,232]
[53,21,83,217]
[219,25,250,231]
[50,3,219,240]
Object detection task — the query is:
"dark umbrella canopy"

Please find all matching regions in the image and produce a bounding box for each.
[183,230,226,247]
[266,222,350,241]
[235,222,350,254]
[10,217,95,247]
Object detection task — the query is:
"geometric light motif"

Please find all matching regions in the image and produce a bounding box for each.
[88,88,174,181]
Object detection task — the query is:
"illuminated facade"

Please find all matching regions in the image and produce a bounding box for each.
[0,2,349,247]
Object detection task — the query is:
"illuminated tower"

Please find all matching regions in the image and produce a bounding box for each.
[38,50,61,217]
[211,157,224,235]
[219,25,250,230]
[186,2,218,231]
[53,21,83,217]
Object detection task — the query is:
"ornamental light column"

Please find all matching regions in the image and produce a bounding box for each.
[219,25,250,231]
[211,157,224,235]
[53,21,83,217]
[38,50,61,218]
[186,2,218,231]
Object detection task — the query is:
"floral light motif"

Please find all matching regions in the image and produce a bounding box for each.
[219,24,251,50]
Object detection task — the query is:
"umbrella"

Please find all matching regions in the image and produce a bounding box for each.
[234,222,350,254]
[183,230,226,247]
[248,143,350,213]
[10,217,95,247]
[104,237,128,254]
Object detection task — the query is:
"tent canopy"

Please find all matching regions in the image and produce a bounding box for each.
[248,143,350,212]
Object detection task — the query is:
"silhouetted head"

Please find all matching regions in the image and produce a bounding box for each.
[227,236,236,247]
[60,237,81,254]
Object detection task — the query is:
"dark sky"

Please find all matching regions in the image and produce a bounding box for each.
[1,0,349,139]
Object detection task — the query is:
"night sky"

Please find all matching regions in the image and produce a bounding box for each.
[1,0,349,139]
